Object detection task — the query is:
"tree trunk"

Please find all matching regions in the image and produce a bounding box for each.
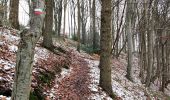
[81,0,86,44]
[145,1,154,87]
[99,0,115,98]
[9,0,20,29]
[58,0,62,37]
[77,0,80,52]
[42,0,54,49]
[63,0,67,36]
[92,0,97,50]
[11,0,45,99]
[125,0,134,82]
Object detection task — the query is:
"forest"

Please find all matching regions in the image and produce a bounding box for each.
[0,0,170,100]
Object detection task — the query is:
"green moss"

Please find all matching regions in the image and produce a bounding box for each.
[109,93,116,100]
[29,91,39,100]
[39,72,55,86]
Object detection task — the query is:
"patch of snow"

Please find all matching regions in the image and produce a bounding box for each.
[0,59,15,69]
[3,32,20,42]
[0,77,3,80]
[0,41,4,46]
[86,57,148,100]
[86,59,113,100]
[60,68,71,79]
[6,97,11,100]
[4,65,12,70]
[90,93,112,100]
[48,68,72,99]
[34,47,50,62]
[0,95,11,100]
[9,45,18,52]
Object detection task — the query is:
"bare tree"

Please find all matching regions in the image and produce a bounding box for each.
[42,0,54,49]
[9,0,19,29]
[99,0,115,98]
[77,0,80,52]
[125,0,134,82]
[11,0,45,99]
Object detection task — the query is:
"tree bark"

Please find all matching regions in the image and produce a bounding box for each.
[77,0,80,52]
[42,0,54,49]
[9,0,20,29]
[11,0,45,99]
[81,0,86,44]
[99,0,115,98]
[92,0,97,50]
[63,0,67,36]
[125,0,134,82]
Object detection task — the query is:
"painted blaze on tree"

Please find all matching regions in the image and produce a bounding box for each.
[11,0,46,100]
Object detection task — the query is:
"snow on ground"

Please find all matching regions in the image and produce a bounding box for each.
[1,28,169,99]
[48,67,72,99]
[0,95,11,100]
[85,53,167,100]
[1,28,72,99]
[86,59,112,100]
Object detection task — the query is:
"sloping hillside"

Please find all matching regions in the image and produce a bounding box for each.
[0,27,169,100]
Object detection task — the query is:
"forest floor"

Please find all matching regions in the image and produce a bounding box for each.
[0,27,170,100]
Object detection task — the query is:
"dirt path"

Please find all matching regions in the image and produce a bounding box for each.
[53,54,91,100]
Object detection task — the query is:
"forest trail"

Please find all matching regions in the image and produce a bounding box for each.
[0,28,169,100]
[52,54,91,100]
[48,50,112,100]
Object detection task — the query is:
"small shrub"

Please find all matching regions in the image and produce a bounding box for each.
[81,44,100,54]
[71,34,78,41]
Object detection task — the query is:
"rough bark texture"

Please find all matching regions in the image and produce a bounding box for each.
[125,0,134,82]
[99,0,115,99]
[9,0,20,29]
[11,0,45,100]
[42,0,54,49]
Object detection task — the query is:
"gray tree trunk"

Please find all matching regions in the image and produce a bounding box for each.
[92,0,97,50]
[11,0,45,100]
[63,0,67,36]
[125,0,134,82]
[77,0,80,52]
[81,0,86,44]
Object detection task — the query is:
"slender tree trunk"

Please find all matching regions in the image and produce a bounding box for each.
[58,0,62,37]
[42,0,54,49]
[125,0,134,82]
[92,0,97,50]
[63,0,67,36]
[77,0,80,52]
[89,0,92,46]
[99,0,115,98]
[145,1,154,87]
[11,0,45,99]
[81,0,86,44]
[9,0,20,29]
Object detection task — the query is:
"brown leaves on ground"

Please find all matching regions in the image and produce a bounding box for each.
[54,55,91,100]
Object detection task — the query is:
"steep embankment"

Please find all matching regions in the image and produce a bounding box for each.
[0,27,169,100]
[0,28,72,99]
